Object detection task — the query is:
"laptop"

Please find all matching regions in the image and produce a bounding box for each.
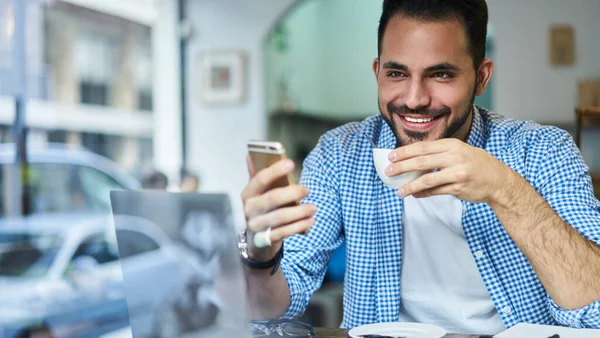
[109,190,251,338]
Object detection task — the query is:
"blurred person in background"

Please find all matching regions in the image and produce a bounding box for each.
[141,168,168,190]
[179,168,200,193]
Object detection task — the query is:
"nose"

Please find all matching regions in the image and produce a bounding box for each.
[404,80,431,110]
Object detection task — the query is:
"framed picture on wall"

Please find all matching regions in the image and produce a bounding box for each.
[197,51,246,104]
[549,25,575,66]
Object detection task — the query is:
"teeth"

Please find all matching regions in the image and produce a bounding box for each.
[405,116,434,123]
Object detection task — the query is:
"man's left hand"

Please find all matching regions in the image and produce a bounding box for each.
[386,138,521,204]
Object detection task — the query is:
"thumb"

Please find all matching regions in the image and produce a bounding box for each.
[246,154,257,179]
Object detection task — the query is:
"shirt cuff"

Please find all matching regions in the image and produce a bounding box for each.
[547,295,600,328]
[280,261,310,319]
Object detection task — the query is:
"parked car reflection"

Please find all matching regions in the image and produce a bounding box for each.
[0,143,140,217]
[115,214,222,338]
[0,212,222,338]
[0,213,129,338]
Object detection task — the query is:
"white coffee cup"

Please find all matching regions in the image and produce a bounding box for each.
[373,148,425,189]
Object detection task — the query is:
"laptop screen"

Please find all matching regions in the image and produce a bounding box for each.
[109,190,250,338]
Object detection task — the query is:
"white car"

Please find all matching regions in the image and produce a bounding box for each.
[0,143,140,217]
[0,213,218,338]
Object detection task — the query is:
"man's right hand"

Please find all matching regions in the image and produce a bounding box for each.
[241,155,317,262]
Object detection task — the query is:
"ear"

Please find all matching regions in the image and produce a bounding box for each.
[372,58,380,81]
[475,58,494,96]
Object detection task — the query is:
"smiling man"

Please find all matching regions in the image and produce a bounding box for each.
[240,0,600,334]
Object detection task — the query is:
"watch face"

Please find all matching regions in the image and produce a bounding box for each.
[238,231,248,259]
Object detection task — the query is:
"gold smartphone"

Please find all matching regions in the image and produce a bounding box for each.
[247,140,295,194]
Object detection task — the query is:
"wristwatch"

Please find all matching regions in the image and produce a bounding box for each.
[238,230,284,275]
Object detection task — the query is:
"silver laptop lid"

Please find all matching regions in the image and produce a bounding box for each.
[109,190,250,338]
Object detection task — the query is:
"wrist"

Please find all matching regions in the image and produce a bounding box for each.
[488,166,522,209]
[247,231,282,261]
[239,230,284,275]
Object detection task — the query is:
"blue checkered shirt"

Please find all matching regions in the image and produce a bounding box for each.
[280,106,600,329]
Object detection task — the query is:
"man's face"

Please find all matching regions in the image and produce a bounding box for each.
[374,15,486,146]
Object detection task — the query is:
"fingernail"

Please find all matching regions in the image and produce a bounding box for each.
[398,189,406,198]
[386,165,393,175]
[389,151,397,161]
[310,204,317,212]
[284,160,294,170]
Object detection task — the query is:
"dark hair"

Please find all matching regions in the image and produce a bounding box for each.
[377,0,488,69]
[141,169,168,189]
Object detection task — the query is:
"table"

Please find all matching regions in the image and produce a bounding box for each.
[315,327,490,338]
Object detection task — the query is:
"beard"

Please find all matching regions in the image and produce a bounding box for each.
[379,92,475,147]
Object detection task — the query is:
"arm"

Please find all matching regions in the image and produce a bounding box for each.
[279,141,344,319]
[244,260,293,319]
[242,138,343,320]
[241,158,315,320]
[491,168,600,310]
[387,135,600,327]
[489,134,600,327]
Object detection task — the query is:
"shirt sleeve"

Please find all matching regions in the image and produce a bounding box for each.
[547,296,600,328]
[533,129,600,328]
[280,135,344,319]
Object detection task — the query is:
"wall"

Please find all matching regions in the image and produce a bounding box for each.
[266,0,382,119]
[185,0,298,227]
[486,0,600,169]
[265,0,323,114]
[488,0,600,124]
[317,0,382,117]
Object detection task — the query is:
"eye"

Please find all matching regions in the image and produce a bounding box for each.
[434,72,452,79]
[387,71,406,78]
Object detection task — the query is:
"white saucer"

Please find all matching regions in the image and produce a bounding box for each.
[348,322,446,338]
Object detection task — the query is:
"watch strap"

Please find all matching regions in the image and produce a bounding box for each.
[241,238,284,276]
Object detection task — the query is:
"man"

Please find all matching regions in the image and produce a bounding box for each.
[240,0,600,334]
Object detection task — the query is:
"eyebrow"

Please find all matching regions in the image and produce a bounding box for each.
[382,61,408,71]
[425,62,462,73]
[381,61,462,73]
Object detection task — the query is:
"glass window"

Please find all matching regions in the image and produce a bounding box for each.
[115,229,160,259]
[78,164,125,210]
[0,233,63,277]
[0,163,126,216]
[71,233,119,266]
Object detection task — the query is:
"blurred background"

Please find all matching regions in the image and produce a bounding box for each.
[0,0,598,337]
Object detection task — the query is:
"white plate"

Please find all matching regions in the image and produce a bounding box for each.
[495,323,600,338]
[348,322,446,338]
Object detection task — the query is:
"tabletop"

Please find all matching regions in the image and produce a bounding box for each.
[314,327,491,338]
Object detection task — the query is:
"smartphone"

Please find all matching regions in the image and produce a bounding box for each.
[247,140,295,192]
[247,140,306,245]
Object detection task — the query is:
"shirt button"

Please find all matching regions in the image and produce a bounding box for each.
[462,204,467,213]
[502,306,512,314]
[474,250,484,258]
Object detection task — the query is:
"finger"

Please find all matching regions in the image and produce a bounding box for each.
[386,152,454,177]
[244,184,309,219]
[241,159,295,201]
[269,217,316,243]
[399,168,463,198]
[412,184,456,199]
[246,154,256,178]
[247,204,317,233]
[389,138,462,162]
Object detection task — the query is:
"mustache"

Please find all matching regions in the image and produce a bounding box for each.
[387,103,451,118]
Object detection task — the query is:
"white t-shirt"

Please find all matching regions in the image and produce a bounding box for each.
[398,195,506,335]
